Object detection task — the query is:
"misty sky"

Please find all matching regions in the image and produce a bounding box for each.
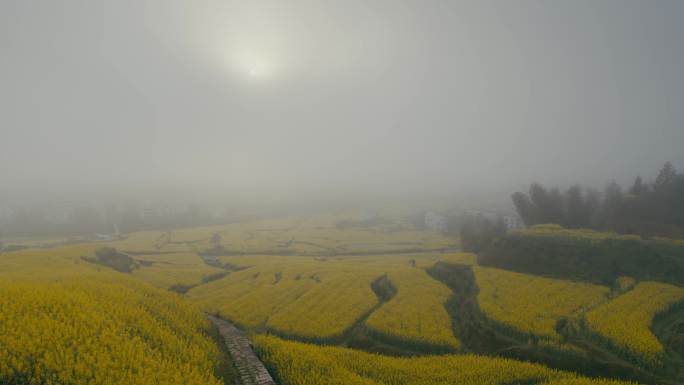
[1,1,683,202]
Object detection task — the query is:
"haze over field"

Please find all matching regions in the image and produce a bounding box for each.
[3,3,684,384]
[1,0,684,203]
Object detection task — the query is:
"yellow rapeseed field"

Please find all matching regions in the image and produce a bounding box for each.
[4,213,674,384]
[130,252,226,289]
[0,245,101,280]
[586,281,684,362]
[188,253,467,343]
[253,334,639,385]
[0,242,225,291]
[365,266,460,349]
[187,255,382,340]
[113,213,456,256]
[0,277,225,385]
[474,266,610,339]
[513,224,641,241]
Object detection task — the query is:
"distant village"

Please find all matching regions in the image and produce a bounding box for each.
[423,210,524,233]
[0,199,525,240]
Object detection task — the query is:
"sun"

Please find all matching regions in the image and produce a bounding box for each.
[223,49,275,80]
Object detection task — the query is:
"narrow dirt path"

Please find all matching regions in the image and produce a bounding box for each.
[208,315,276,385]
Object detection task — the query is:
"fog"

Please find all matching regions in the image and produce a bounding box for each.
[2,0,683,206]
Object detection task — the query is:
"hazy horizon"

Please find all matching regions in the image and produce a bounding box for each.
[2,1,684,205]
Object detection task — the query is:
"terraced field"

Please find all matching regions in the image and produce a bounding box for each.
[2,215,683,384]
[512,224,643,242]
[130,253,227,290]
[0,277,227,385]
[189,257,381,340]
[253,334,638,385]
[187,253,465,343]
[365,266,460,350]
[108,213,458,256]
[473,266,611,339]
[586,281,684,363]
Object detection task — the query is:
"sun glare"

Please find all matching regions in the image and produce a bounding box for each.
[227,47,277,80]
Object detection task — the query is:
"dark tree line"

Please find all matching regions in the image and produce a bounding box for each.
[511,184,601,229]
[512,162,684,237]
[460,214,507,252]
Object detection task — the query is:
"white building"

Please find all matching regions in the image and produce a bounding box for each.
[502,215,524,231]
[424,211,448,232]
[465,210,525,232]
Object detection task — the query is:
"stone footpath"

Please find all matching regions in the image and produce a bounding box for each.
[208,315,276,385]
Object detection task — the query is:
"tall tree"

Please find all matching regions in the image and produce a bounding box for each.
[672,175,684,226]
[629,176,645,195]
[584,189,602,227]
[510,162,683,237]
[600,182,623,228]
[656,162,676,187]
[460,214,506,252]
[547,188,565,224]
[529,184,553,223]
[565,185,588,228]
[512,192,536,226]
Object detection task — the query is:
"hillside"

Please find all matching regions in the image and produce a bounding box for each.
[1,214,683,384]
